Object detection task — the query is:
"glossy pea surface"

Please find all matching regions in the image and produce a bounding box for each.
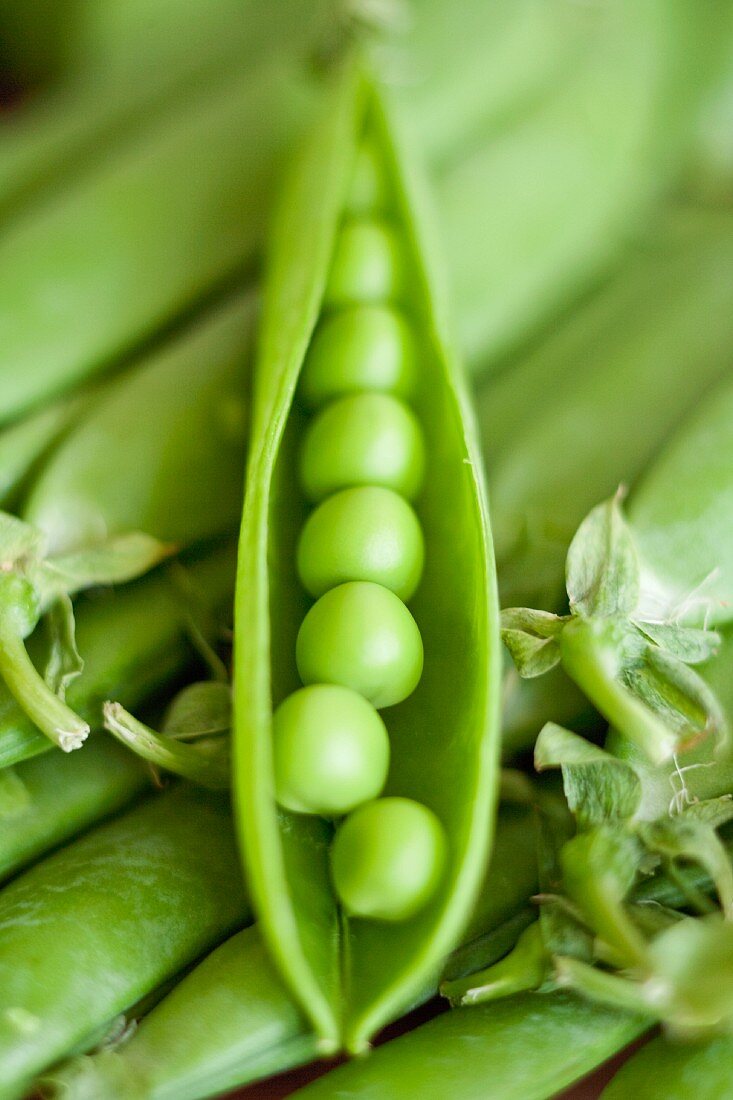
[331,797,447,921]
[296,581,423,709]
[299,305,418,408]
[324,219,405,307]
[297,486,424,601]
[272,685,390,817]
[299,393,425,503]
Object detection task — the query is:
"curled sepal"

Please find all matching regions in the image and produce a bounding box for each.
[561,826,648,968]
[684,798,733,829]
[624,646,729,751]
[639,817,733,921]
[35,531,175,606]
[0,572,89,752]
[103,692,230,789]
[440,922,548,1007]
[44,594,84,700]
[632,621,721,665]
[535,722,642,828]
[565,492,640,619]
[500,607,567,678]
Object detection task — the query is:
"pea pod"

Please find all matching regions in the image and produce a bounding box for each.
[0,291,252,753]
[290,993,646,1100]
[0,736,148,883]
[234,64,500,1053]
[0,783,248,1098]
[0,389,96,508]
[21,292,252,551]
[0,0,339,216]
[434,1,732,372]
[601,1033,733,1098]
[43,802,539,1099]
[481,208,733,613]
[41,926,317,1100]
[0,60,315,422]
[629,373,733,629]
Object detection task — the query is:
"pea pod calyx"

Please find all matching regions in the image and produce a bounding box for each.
[502,493,726,764]
[0,511,172,751]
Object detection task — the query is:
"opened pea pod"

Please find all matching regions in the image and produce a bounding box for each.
[234,64,501,1054]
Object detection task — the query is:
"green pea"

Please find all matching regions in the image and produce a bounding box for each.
[324,219,405,307]
[299,305,418,408]
[297,486,424,601]
[299,393,425,503]
[296,581,423,709]
[346,141,389,214]
[272,685,389,817]
[331,797,447,921]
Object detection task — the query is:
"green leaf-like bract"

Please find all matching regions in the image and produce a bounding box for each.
[566,493,640,619]
[535,722,641,827]
[500,607,566,678]
[502,493,727,762]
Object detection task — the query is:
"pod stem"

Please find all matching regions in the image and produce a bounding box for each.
[0,624,89,751]
[103,701,230,789]
[441,922,547,1006]
[559,618,678,765]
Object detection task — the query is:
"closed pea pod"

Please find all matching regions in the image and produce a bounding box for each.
[601,1033,733,1099]
[0,293,251,754]
[291,993,647,1100]
[42,801,540,1099]
[234,65,500,1054]
[0,784,249,1098]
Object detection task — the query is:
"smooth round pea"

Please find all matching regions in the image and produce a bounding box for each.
[299,393,425,503]
[297,487,424,601]
[346,142,389,213]
[324,219,405,307]
[296,581,423,709]
[299,306,418,408]
[331,797,447,921]
[272,685,390,817]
